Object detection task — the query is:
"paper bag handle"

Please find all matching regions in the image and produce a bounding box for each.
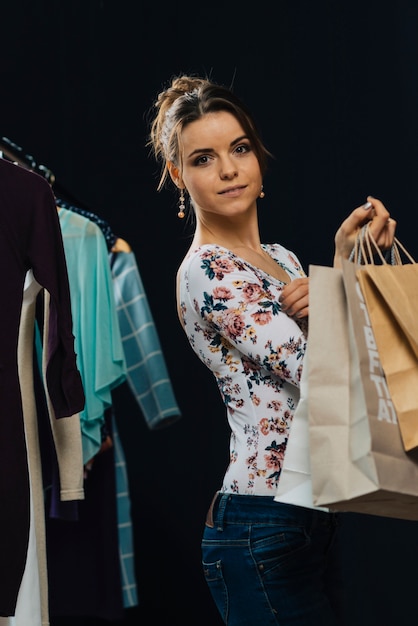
[350,224,416,266]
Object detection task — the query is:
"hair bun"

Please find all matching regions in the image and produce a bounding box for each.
[171,75,205,94]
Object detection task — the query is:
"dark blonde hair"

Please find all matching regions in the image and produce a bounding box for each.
[148,75,272,191]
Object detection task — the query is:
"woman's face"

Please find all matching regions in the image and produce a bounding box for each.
[177,110,262,220]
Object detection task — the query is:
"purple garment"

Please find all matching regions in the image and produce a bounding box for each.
[46,408,124,621]
[0,158,85,616]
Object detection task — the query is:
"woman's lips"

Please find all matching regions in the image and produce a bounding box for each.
[219,185,246,197]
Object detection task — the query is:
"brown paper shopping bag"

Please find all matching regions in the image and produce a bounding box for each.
[355,233,418,451]
[307,261,418,520]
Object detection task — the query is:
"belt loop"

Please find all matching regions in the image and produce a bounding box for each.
[214,493,229,531]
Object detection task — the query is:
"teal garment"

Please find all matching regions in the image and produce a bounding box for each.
[59,208,126,463]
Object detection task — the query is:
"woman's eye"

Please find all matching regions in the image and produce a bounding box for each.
[235,143,251,154]
[194,155,210,166]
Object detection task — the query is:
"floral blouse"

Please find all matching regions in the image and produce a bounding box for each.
[178,243,308,496]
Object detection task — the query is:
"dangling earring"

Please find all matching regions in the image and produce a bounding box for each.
[178,188,186,218]
[259,185,265,199]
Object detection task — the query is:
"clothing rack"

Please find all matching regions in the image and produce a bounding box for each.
[0,136,55,183]
[0,135,130,253]
[0,136,93,210]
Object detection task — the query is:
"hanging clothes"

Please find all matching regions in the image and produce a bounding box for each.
[57,207,126,464]
[0,274,85,626]
[0,273,45,626]
[55,197,118,252]
[1,140,180,619]
[46,409,125,622]
[0,159,85,617]
[111,413,139,609]
[58,204,182,611]
[45,207,128,621]
[107,250,183,610]
[54,198,181,428]
[110,250,182,429]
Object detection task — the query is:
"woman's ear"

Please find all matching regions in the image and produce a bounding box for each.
[167,162,183,188]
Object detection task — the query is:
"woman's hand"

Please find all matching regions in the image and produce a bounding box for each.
[333,196,396,268]
[280,277,309,319]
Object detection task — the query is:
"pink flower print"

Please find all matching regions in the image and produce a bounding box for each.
[259,418,270,435]
[210,257,236,279]
[213,286,234,301]
[265,448,284,470]
[242,358,262,375]
[251,310,273,325]
[242,283,265,302]
[222,309,246,339]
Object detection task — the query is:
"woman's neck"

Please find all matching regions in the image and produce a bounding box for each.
[192,216,262,253]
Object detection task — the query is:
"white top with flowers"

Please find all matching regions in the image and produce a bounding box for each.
[178,242,308,496]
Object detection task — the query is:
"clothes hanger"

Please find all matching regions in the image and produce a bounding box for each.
[0,136,130,253]
[0,136,55,184]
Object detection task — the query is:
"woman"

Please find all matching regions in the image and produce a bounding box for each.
[148,75,395,625]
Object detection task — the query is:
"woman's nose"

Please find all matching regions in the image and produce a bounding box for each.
[219,159,238,180]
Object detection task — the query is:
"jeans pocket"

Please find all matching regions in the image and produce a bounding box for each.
[202,560,228,622]
[251,526,310,576]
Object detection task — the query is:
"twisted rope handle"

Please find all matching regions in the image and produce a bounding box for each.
[349,223,416,266]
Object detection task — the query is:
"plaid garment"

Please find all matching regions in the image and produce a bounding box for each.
[110,251,182,429]
[110,250,181,609]
[112,413,139,608]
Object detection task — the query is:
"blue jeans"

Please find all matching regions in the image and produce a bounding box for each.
[201,492,346,626]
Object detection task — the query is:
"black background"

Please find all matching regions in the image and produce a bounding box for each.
[3,1,418,624]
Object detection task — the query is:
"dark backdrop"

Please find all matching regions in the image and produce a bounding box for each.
[2,2,418,625]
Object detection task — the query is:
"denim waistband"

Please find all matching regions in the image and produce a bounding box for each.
[205,491,336,531]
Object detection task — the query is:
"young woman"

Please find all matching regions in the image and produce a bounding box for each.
[148,75,395,626]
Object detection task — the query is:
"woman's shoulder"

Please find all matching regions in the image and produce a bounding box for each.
[178,243,253,287]
[185,243,234,258]
[180,243,238,270]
